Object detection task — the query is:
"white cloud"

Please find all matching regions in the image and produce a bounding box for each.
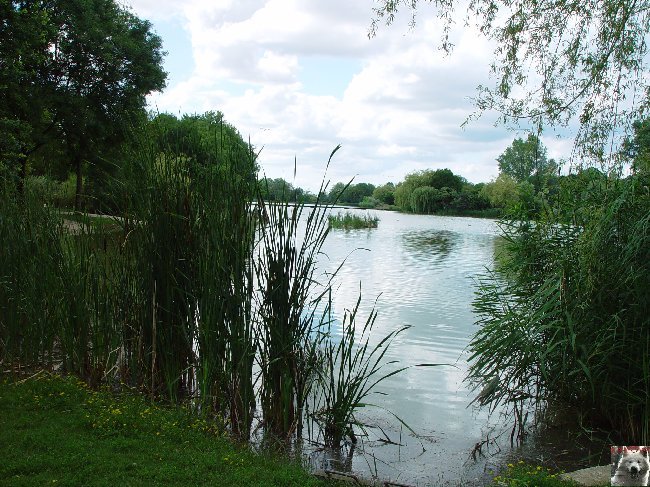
[127,0,535,191]
[256,50,299,83]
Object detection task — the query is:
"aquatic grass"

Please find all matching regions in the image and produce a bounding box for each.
[328,211,379,230]
[0,184,116,380]
[0,134,410,459]
[116,119,260,436]
[192,141,258,438]
[311,292,410,449]
[469,171,650,442]
[254,147,340,445]
[0,187,64,368]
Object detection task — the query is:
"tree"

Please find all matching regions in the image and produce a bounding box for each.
[1,0,167,207]
[480,174,521,209]
[371,0,650,166]
[372,182,395,205]
[622,118,650,173]
[148,112,258,193]
[394,168,465,211]
[327,181,375,205]
[497,134,556,182]
[427,168,465,192]
[327,182,348,203]
[345,182,376,205]
[411,186,456,213]
[0,1,54,187]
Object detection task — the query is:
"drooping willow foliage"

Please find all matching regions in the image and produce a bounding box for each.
[371,0,650,165]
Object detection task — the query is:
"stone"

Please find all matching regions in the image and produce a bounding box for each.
[560,465,611,486]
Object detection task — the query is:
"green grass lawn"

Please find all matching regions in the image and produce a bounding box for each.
[0,372,331,486]
[0,371,600,487]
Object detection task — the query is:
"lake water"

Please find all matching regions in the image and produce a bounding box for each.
[297,207,609,485]
[308,208,504,485]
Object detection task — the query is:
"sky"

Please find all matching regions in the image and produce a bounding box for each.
[125,0,573,192]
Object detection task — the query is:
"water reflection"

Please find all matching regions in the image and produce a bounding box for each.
[401,229,458,263]
[310,210,503,484]
[306,210,607,485]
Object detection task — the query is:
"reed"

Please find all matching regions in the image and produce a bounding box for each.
[468,172,650,442]
[0,180,120,383]
[254,148,340,445]
[311,292,409,449]
[0,186,63,368]
[192,143,258,438]
[117,120,260,439]
[0,136,409,454]
[328,211,379,230]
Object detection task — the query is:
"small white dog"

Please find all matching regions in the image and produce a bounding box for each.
[611,447,650,486]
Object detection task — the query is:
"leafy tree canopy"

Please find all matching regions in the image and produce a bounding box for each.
[622,118,650,173]
[257,177,314,203]
[148,112,258,186]
[0,0,167,205]
[371,0,650,165]
[372,182,396,205]
[327,181,376,205]
[497,134,556,182]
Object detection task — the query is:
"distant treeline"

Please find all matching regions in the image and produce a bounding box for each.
[264,134,578,219]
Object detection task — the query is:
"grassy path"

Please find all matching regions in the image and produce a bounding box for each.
[0,372,330,486]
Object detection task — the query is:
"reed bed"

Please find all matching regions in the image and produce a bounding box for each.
[328,211,379,230]
[0,140,407,453]
[468,172,650,442]
[255,188,333,444]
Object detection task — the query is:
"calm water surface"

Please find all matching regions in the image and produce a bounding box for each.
[310,209,504,485]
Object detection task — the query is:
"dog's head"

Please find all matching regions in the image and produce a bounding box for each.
[620,447,650,479]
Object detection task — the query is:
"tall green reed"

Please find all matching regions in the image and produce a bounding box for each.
[0,180,116,382]
[311,291,409,449]
[0,186,62,368]
[1,139,411,453]
[468,170,650,442]
[192,144,258,438]
[116,120,259,441]
[254,148,340,444]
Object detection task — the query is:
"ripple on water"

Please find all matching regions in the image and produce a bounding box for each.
[315,211,502,485]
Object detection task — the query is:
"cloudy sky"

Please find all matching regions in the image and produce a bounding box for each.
[125,0,571,192]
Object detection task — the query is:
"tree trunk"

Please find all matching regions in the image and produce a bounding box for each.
[17,153,28,198]
[74,154,83,211]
